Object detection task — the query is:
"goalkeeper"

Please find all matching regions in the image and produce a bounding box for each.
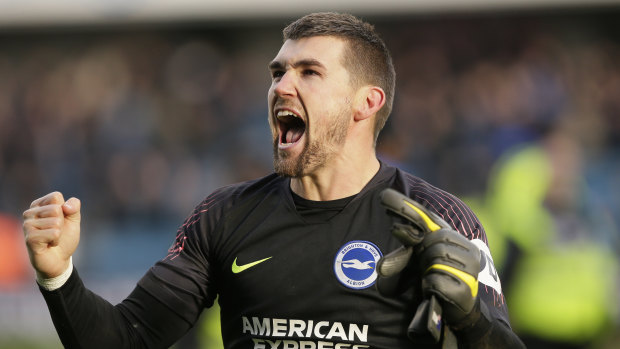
[22,12,525,348]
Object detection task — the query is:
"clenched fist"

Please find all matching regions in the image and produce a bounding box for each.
[22,192,81,280]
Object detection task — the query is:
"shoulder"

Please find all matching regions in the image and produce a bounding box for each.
[193,173,286,218]
[391,167,485,241]
[167,173,286,260]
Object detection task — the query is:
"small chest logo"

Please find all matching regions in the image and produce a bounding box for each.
[334,240,382,290]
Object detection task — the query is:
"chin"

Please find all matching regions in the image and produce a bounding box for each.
[273,141,302,177]
[273,158,302,178]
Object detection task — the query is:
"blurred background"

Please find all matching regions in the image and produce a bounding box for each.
[1,1,619,348]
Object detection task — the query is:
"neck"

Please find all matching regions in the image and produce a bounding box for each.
[290,151,380,201]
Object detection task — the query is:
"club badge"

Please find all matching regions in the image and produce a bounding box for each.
[334,240,382,290]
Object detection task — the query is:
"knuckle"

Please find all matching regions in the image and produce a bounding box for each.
[51,217,64,228]
[49,229,61,241]
[52,204,63,216]
[22,209,32,220]
[22,224,32,236]
[25,230,44,244]
[51,191,64,203]
[24,234,35,245]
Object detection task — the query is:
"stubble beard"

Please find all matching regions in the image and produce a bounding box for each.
[273,111,349,178]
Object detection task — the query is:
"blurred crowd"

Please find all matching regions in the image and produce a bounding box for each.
[0,26,281,225]
[0,10,619,348]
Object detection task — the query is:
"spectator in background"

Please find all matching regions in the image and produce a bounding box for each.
[482,122,618,349]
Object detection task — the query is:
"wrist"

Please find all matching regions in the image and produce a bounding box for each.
[36,257,73,291]
[451,297,483,331]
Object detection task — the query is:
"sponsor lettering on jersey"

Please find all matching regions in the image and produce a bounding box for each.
[243,317,369,349]
[251,339,369,349]
[333,241,382,290]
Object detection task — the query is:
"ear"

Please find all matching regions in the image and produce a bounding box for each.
[353,86,386,122]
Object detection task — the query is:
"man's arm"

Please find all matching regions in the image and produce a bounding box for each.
[452,299,525,349]
[23,192,197,348]
[39,266,191,348]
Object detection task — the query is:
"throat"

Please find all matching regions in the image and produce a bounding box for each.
[289,158,382,200]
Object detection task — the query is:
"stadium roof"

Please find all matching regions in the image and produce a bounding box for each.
[0,0,618,27]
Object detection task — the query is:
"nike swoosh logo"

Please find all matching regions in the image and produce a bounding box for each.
[232,256,272,274]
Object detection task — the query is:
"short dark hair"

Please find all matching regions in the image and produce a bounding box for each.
[283,12,395,142]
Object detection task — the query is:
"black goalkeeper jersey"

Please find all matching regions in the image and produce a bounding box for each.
[40,162,514,349]
[135,162,509,349]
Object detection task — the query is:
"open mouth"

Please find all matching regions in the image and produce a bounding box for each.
[276,109,306,147]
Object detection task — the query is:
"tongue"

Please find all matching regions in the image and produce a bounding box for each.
[286,128,303,144]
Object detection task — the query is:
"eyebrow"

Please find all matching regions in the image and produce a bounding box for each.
[268,58,326,71]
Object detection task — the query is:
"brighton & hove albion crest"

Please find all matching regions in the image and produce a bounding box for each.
[334,240,383,290]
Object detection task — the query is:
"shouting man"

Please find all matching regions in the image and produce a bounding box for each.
[23,12,525,349]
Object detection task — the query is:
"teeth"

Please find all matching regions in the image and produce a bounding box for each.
[276,110,298,119]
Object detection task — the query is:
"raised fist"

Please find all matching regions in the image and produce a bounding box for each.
[22,192,81,279]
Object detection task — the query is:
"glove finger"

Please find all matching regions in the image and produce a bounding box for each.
[423,268,478,300]
[391,223,424,246]
[417,230,480,276]
[422,273,477,322]
[376,246,419,297]
[380,189,451,233]
[377,246,413,277]
[419,243,480,276]
[419,228,474,249]
[376,267,416,297]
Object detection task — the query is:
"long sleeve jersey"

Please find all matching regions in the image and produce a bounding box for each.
[40,163,519,348]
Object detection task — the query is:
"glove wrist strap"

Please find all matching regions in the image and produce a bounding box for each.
[451,298,489,336]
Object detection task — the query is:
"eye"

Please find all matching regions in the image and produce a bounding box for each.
[303,69,319,76]
[271,70,284,80]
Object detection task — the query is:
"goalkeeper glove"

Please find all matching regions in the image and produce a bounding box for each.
[377,188,482,341]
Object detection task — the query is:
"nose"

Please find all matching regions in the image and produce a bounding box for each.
[273,70,297,98]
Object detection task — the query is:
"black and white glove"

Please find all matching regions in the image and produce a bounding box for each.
[377,189,481,343]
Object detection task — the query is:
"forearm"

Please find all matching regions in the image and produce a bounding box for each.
[40,267,191,349]
[453,301,526,349]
